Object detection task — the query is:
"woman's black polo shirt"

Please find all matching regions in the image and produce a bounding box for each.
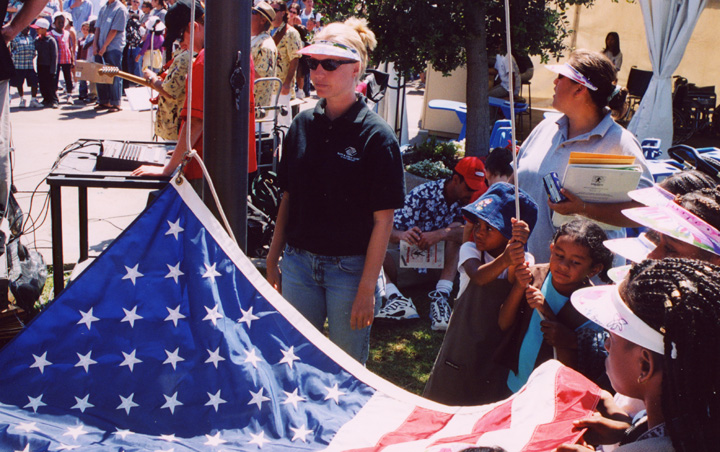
[278,97,405,256]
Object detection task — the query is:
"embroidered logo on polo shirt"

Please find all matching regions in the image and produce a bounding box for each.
[338,147,360,162]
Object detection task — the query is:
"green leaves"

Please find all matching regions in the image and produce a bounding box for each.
[315,0,596,75]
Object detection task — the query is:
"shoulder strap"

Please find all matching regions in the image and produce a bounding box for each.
[272,24,287,46]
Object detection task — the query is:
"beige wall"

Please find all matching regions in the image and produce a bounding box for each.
[530,0,720,105]
[423,0,719,132]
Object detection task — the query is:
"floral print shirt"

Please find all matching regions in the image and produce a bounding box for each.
[155,48,192,141]
[270,24,302,99]
[393,179,464,232]
[251,31,277,107]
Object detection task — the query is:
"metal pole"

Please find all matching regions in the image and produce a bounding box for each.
[204,0,250,251]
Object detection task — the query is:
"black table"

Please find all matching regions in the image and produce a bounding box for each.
[46,139,173,297]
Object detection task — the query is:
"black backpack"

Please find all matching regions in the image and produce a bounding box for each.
[126,16,143,48]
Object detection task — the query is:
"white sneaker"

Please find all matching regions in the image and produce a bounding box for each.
[29,99,43,108]
[376,293,419,320]
[18,99,26,108]
[296,90,305,100]
[428,290,452,331]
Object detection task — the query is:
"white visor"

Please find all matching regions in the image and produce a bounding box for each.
[545,63,598,91]
[297,40,361,62]
[571,285,664,355]
[607,264,631,284]
[603,233,657,264]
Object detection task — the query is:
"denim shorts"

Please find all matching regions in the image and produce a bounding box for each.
[280,245,379,364]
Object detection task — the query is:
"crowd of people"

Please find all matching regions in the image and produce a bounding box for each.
[5,0,179,110]
[4,1,720,449]
[255,23,718,452]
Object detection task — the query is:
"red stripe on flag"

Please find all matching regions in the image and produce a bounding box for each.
[429,398,513,447]
[345,407,455,452]
[520,365,601,452]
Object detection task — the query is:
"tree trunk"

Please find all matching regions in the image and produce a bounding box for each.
[464,0,489,157]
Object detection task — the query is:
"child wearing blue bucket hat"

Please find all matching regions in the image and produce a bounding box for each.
[423,182,539,405]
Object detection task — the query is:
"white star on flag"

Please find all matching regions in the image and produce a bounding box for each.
[76,308,99,330]
[324,383,345,404]
[163,348,185,370]
[119,350,142,372]
[243,348,262,368]
[63,425,88,441]
[24,394,46,413]
[159,434,177,442]
[74,351,97,373]
[122,264,143,285]
[282,388,305,409]
[71,395,94,413]
[164,305,186,327]
[165,262,184,284]
[204,432,227,447]
[237,306,259,328]
[205,390,226,412]
[114,429,134,440]
[121,306,143,328]
[15,422,38,433]
[201,262,221,283]
[290,425,313,442]
[161,392,183,414]
[203,305,223,326]
[205,347,225,368]
[30,352,51,374]
[165,219,184,240]
[248,431,269,448]
[278,346,300,369]
[247,388,270,410]
[117,393,139,415]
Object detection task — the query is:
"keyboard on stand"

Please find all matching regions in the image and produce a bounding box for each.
[96,140,169,172]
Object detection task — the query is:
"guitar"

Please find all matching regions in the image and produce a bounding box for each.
[98,66,155,90]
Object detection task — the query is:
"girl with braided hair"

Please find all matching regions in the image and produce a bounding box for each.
[559,258,720,452]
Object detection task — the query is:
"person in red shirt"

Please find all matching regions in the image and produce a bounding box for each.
[133,0,257,187]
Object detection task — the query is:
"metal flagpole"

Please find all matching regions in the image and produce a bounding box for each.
[503,0,520,221]
[504,0,556,361]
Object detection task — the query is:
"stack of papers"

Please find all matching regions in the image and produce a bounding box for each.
[552,152,643,230]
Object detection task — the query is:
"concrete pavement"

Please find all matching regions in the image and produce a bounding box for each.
[7,81,429,274]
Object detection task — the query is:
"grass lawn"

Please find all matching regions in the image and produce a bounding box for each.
[368,281,447,395]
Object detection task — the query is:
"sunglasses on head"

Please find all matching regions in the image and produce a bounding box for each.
[305,57,356,71]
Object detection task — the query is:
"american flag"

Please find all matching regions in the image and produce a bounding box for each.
[0,180,602,451]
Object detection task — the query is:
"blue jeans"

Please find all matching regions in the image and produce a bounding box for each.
[95,49,123,106]
[280,245,379,364]
[127,46,143,78]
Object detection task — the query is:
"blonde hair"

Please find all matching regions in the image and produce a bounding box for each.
[315,17,376,80]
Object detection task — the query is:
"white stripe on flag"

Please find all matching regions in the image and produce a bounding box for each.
[325,392,418,450]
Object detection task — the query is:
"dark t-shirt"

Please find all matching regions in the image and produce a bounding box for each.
[278,97,405,256]
[1,0,13,81]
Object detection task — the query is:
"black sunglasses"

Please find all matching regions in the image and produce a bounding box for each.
[305,57,356,71]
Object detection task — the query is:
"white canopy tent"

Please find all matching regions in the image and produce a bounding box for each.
[627,0,707,156]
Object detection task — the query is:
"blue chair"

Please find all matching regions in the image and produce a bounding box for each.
[488,97,528,119]
[640,138,662,160]
[428,99,468,140]
[490,127,513,149]
[490,119,511,138]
